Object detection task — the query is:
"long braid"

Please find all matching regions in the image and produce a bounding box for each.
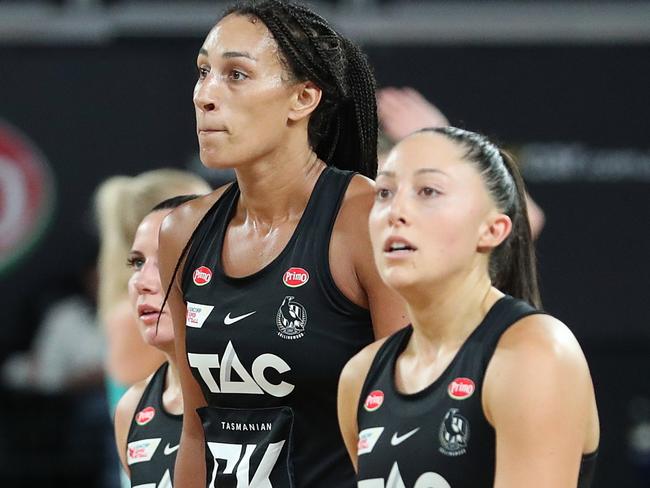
[340,37,378,178]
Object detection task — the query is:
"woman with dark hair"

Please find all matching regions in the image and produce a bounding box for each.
[158,1,407,487]
[114,195,200,487]
[338,127,599,488]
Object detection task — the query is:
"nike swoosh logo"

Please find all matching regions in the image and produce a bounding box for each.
[223,311,256,325]
[163,443,179,455]
[390,428,420,446]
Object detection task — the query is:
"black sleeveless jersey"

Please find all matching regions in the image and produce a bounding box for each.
[182,167,374,488]
[126,362,182,488]
[356,295,598,488]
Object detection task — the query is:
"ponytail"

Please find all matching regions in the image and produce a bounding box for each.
[492,150,541,308]
[331,38,378,178]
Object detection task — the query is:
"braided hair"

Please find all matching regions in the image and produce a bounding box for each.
[157,2,379,329]
[223,0,378,178]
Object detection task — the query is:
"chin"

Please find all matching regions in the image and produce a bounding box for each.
[200,153,235,170]
[380,268,420,294]
[142,327,172,347]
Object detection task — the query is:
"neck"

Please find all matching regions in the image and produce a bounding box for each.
[403,263,501,350]
[162,353,184,415]
[163,352,181,395]
[235,136,325,225]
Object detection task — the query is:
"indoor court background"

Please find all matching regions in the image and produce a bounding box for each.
[0,1,648,486]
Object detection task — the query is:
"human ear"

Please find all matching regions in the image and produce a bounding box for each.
[288,81,322,122]
[477,212,512,251]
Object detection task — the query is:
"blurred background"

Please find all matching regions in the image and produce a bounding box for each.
[0,0,649,486]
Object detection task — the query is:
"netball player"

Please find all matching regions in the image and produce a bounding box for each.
[338,127,599,487]
[157,1,408,486]
[114,196,200,487]
[95,169,210,413]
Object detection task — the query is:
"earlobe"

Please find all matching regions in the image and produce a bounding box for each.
[477,213,512,251]
[288,82,322,122]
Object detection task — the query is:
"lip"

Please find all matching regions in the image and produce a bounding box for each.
[198,128,227,134]
[383,235,418,254]
[138,304,162,326]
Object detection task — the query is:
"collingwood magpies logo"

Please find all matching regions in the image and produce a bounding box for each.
[438,408,470,456]
[276,296,307,340]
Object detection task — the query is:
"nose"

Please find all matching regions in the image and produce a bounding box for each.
[193,74,219,113]
[387,189,409,227]
[133,262,161,295]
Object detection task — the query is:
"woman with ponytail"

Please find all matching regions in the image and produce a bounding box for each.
[157,2,407,486]
[338,127,599,488]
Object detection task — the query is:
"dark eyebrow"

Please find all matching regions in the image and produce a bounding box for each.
[415,168,448,177]
[197,48,257,61]
[377,168,448,178]
[223,51,257,61]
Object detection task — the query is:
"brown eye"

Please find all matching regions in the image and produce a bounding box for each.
[229,69,248,81]
[418,186,439,198]
[375,188,392,201]
[197,65,210,80]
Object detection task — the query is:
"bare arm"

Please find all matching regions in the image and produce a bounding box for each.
[331,175,409,339]
[159,194,223,488]
[114,380,149,475]
[337,340,386,471]
[484,314,599,488]
[377,86,449,143]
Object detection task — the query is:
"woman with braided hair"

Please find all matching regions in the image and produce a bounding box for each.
[158,1,408,486]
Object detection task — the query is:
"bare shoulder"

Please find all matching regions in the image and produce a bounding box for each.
[114,375,154,471]
[158,184,232,277]
[338,174,374,224]
[497,313,586,363]
[484,313,593,422]
[340,337,389,389]
[160,185,231,249]
[115,377,150,427]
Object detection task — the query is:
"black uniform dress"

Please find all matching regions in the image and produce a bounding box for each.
[356,295,597,488]
[126,363,182,488]
[182,167,374,488]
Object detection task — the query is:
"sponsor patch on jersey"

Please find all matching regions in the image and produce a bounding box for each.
[276,296,307,340]
[186,302,214,328]
[439,408,470,456]
[127,437,162,465]
[193,266,212,286]
[282,267,309,288]
[448,377,475,400]
[364,390,384,412]
[188,341,295,397]
[135,406,156,426]
[358,427,384,455]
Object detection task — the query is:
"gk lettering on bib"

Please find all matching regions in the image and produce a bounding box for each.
[198,406,295,488]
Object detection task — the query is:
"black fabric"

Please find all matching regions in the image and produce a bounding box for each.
[357,295,596,488]
[182,166,373,488]
[578,450,598,488]
[126,362,182,487]
[198,406,295,487]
